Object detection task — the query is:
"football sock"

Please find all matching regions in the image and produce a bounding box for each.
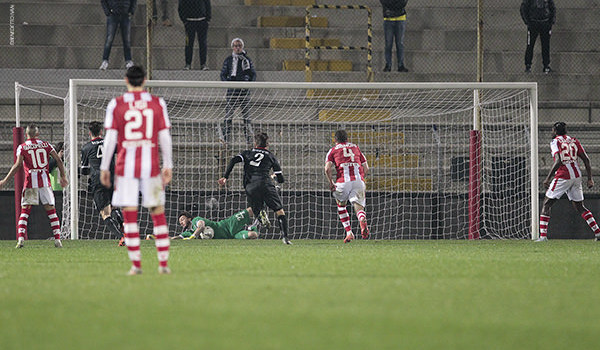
[337,203,353,236]
[123,210,141,269]
[151,212,170,268]
[17,206,31,239]
[46,208,61,240]
[539,214,550,237]
[357,210,367,227]
[104,216,123,238]
[276,214,289,239]
[582,210,600,235]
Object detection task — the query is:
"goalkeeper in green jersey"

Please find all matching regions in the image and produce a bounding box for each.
[175,207,269,240]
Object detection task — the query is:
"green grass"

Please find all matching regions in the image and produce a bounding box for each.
[1,239,599,350]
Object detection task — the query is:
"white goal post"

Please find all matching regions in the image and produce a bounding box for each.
[66,80,538,240]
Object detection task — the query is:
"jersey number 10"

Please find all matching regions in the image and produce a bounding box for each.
[27,149,48,169]
[124,109,154,140]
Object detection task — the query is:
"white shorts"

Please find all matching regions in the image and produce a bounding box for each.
[546,177,584,202]
[112,175,165,208]
[21,187,55,206]
[333,179,366,207]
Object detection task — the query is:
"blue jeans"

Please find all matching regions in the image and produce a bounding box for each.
[102,14,132,61]
[383,20,406,68]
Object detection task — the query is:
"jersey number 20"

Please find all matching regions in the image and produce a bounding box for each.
[560,142,578,162]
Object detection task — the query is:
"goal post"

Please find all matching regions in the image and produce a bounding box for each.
[65,80,538,240]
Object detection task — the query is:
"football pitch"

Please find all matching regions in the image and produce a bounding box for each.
[1,239,599,350]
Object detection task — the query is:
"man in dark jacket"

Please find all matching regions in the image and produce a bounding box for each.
[520,0,556,73]
[219,38,256,145]
[379,0,408,72]
[100,0,137,70]
[178,0,211,70]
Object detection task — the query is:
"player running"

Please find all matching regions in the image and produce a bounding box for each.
[100,65,174,275]
[0,124,68,248]
[325,130,370,243]
[218,132,292,245]
[80,121,124,245]
[538,122,600,242]
[174,208,262,240]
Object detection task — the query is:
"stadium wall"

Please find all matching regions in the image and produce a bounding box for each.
[1,191,600,240]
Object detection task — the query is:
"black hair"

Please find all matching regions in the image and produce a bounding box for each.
[89,121,103,137]
[125,65,146,87]
[254,132,269,147]
[553,122,567,136]
[334,130,348,143]
[178,211,192,220]
[55,142,64,153]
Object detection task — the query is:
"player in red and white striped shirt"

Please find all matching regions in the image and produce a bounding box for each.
[0,124,68,248]
[100,65,174,275]
[325,130,370,243]
[538,122,600,242]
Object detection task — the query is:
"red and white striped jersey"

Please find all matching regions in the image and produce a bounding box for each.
[16,138,55,188]
[104,91,171,178]
[326,142,367,183]
[550,135,585,180]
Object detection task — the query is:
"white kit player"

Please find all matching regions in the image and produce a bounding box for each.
[325,130,370,243]
[100,65,174,274]
[0,124,68,248]
[538,122,600,242]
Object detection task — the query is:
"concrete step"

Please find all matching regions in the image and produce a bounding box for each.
[5,24,600,53]
[1,45,598,75]
[270,38,341,49]
[283,60,352,71]
[3,3,600,30]
[258,16,328,27]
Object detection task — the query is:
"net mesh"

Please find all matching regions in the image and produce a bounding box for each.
[63,81,534,240]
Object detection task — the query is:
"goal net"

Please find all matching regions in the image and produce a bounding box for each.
[64,81,538,240]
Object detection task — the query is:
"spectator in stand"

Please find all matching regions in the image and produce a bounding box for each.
[219,38,256,145]
[48,142,64,191]
[380,0,409,72]
[153,0,172,26]
[520,0,556,74]
[179,0,211,70]
[100,0,137,70]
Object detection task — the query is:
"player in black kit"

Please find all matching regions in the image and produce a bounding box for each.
[80,121,124,245]
[218,132,292,244]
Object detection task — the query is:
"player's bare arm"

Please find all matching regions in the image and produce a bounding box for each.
[50,149,69,188]
[362,161,369,177]
[580,151,594,188]
[324,161,336,191]
[100,170,111,188]
[0,154,24,188]
[162,168,172,186]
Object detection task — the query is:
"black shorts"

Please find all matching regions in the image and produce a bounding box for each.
[245,181,282,213]
[93,186,113,213]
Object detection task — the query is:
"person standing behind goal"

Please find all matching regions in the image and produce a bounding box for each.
[325,130,370,243]
[0,124,68,248]
[218,132,292,245]
[538,122,600,242]
[100,65,174,275]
